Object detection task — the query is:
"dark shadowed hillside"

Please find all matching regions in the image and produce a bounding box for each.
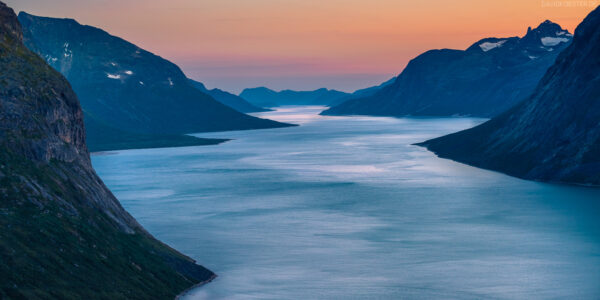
[419,6,600,186]
[0,2,215,298]
[84,114,228,152]
[17,12,293,151]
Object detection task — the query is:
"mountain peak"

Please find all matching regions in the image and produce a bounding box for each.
[542,19,553,24]
[0,1,22,43]
[525,19,571,38]
[419,5,600,185]
[468,20,571,53]
[18,11,80,27]
[521,19,572,47]
[534,19,564,31]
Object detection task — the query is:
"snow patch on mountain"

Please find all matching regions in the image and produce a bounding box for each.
[541,37,570,46]
[479,40,507,52]
[556,31,573,37]
[45,55,58,63]
[63,42,72,58]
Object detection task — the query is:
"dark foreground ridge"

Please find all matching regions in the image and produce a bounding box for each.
[0,2,215,298]
[418,5,600,186]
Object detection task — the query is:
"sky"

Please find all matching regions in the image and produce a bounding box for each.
[5,0,598,94]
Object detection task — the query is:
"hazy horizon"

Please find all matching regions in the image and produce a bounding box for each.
[6,0,597,93]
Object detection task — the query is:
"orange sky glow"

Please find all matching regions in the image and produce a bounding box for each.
[6,0,598,93]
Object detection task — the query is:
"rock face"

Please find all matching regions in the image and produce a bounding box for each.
[188,79,269,113]
[17,12,292,147]
[0,2,214,298]
[323,21,572,117]
[240,87,352,107]
[419,6,600,186]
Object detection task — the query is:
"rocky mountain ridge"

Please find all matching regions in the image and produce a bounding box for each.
[418,6,600,186]
[0,3,215,298]
[323,21,572,117]
[17,12,293,151]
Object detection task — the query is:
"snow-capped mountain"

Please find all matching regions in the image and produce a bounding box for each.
[323,20,572,118]
[419,6,600,186]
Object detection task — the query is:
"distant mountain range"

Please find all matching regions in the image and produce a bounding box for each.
[18,12,293,151]
[0,2,215,298]
[239,77,395,108]
[240,87,351,107]
[419,6,600,186]
[188,79,269,113]
[323,21,572,117]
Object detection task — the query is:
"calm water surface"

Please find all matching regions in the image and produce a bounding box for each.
[92,106,600,299]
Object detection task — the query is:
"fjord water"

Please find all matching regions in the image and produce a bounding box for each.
[92,107,600,299]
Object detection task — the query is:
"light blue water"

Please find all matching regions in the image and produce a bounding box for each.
[92,106,600,299]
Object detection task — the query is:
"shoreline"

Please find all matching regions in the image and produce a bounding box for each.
[90,139,230,154]
[175,274,218,300]
[415,143,600,189]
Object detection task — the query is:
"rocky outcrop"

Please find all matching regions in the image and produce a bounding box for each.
[0,2,214,298]
[418,6,600,186]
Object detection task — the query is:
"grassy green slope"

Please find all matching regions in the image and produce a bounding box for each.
[0,151,215,299]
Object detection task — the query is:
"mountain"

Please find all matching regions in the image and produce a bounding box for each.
[17,12,293,151]
[238,77,396,109]
[324,76,397,108]
[348,76,396,98]
[240,87,352,107]
[188,79,269,113]
[418,6,600,186]
[0,2,215,298]
[323,21,573,117]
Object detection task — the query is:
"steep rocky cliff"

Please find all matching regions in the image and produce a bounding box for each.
[0,2,214,298]
[419,6,600,186]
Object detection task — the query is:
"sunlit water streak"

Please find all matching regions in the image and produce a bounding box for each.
[92,106,600,299]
